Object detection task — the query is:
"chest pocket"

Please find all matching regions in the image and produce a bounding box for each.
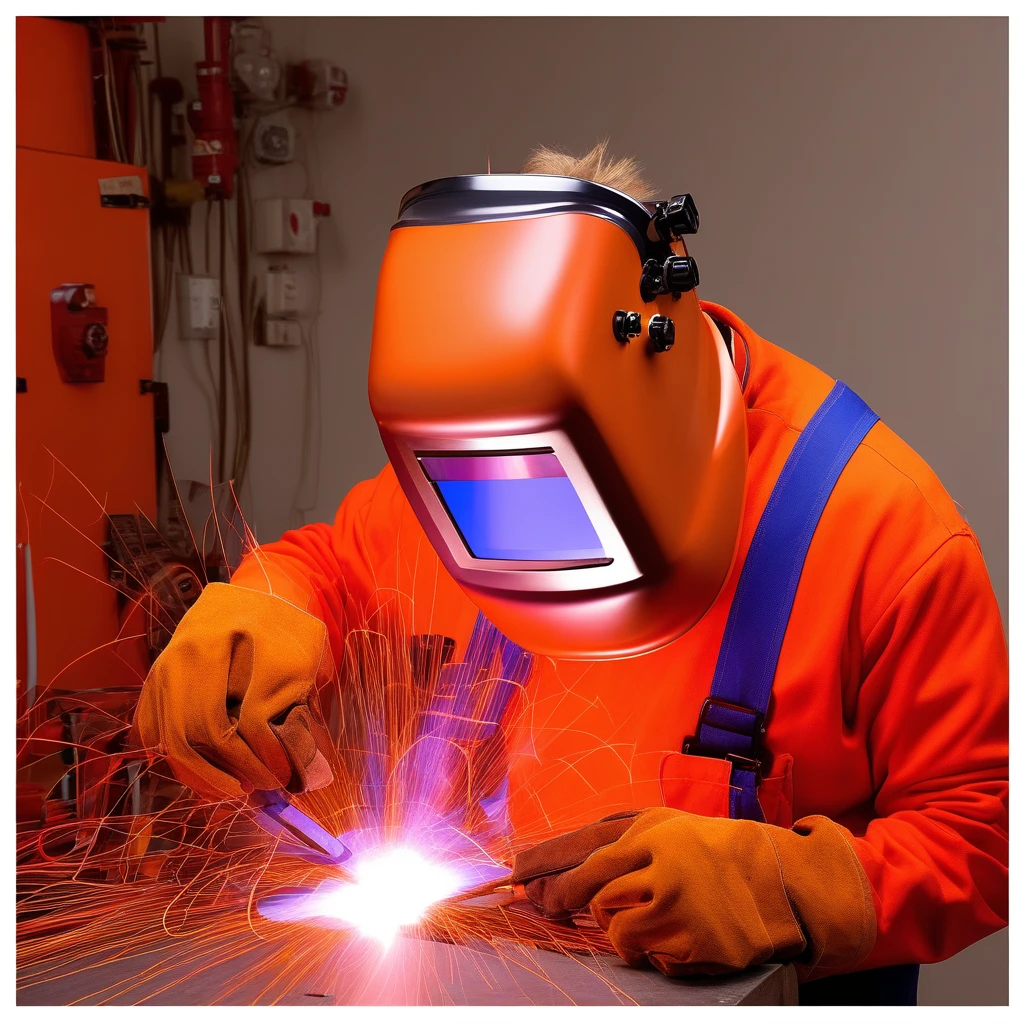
[659,750,795,827]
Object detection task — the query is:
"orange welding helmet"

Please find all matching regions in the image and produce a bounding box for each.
[369,175,747,659]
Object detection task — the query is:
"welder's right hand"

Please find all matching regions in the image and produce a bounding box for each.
[130,582,335,801]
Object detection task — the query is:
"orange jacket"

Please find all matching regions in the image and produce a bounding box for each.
[231,302,1008,970]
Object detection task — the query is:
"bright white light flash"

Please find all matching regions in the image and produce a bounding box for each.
[321,846,461,947]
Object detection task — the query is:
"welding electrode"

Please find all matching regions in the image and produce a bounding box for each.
[251,791,351,866]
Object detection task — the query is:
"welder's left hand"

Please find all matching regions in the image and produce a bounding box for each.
[511,807,876,978]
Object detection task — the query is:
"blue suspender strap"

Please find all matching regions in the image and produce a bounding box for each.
[686,381,880,821]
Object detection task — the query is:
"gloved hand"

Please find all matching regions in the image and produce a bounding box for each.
[512,806,876,978]
[130,583,335,800]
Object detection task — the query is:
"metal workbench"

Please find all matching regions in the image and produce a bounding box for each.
[18,934,797,1005]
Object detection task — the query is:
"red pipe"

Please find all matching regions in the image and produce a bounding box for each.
[204,15,229,65]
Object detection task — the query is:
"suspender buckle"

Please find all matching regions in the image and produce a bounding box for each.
[682,697,765,779]
[721,751,763,778]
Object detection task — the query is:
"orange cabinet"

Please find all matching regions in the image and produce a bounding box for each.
[16,144,157,697]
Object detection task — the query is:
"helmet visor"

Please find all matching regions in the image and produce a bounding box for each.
[420,451,609,563]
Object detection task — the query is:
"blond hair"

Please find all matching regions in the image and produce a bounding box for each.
[519,140,657,202]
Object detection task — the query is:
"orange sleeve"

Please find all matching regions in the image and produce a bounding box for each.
[230,470,389,665]
[850,531,1008,969]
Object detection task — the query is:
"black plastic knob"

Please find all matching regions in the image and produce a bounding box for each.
[612,309,643,342]
[652,193,700,242]
[640,255,701,302]
[648,315,675,352]
[639,259,663,303]
[663,256,699,295]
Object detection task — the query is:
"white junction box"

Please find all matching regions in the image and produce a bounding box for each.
[255,198,317,254]
[265,266,299,317]
[264,319,302,347]
[176,274,220,339]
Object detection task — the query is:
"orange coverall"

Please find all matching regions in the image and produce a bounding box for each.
[231,301,1009,971]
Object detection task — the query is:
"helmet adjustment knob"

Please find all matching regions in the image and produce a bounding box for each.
[612,309,643,343]
[662,255,700,296]
[640,259,664,303]
[652,193,700,242]
[648,315,675,352]
[640,256,701,302]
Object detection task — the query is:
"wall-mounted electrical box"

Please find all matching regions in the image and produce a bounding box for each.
[287,59,348,110]
[255,197,329,254]
[265,266,299,318]
[176,274,221,339]
[264,319,302,347]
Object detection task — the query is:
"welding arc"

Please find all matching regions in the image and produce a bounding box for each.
[17,581,629,996]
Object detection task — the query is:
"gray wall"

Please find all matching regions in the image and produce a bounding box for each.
[157,17,1008,1004]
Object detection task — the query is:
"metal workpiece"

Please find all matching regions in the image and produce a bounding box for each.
[17,936,798,1006]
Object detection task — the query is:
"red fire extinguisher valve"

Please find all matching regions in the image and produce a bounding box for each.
[190,17,237,199]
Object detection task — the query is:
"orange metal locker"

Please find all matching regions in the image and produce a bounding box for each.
[16,146,157,698]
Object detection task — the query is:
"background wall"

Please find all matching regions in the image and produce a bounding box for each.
[155,16,1008,1004]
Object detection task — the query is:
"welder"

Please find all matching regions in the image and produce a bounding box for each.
[132,143,1008,1004]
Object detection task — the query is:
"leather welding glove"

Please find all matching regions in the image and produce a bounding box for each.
[130,582,335,801]
[512,806,876,978]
